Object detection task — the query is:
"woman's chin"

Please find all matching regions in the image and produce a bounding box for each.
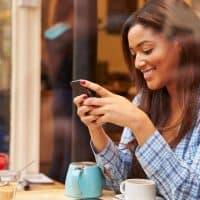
[146,81,162,91]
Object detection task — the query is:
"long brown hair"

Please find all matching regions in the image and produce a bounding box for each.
[122,0,200,147]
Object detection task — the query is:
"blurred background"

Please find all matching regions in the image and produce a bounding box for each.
[0,0,199,183]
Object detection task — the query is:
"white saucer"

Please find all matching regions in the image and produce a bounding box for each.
[113,194,164,200]
[112,194,124,200]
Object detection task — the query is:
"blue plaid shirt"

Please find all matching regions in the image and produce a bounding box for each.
[91,94,200,200]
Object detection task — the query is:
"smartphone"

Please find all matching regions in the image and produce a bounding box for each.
[70,80,96,97]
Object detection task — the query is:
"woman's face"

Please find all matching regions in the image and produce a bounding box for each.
[128,24,181,91]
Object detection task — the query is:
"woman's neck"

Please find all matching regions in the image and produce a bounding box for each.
[166,84,184,123]
[167,84,182,109]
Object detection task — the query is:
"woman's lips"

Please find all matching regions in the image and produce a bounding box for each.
[142,68,155,80]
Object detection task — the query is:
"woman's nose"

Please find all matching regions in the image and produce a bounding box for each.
[135,55,146,70]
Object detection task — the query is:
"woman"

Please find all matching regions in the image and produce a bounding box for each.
[73,0,200,199]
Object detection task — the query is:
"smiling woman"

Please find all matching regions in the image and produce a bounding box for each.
[73,0,200,199]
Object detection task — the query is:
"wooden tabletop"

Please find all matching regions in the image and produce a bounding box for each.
[27,181,64,191]
[16,189,115,200]
[15,181,115,200]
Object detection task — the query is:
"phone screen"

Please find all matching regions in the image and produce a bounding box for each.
[70,80,96,97]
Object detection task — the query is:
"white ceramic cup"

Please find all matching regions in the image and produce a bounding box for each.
[120,179,156,200]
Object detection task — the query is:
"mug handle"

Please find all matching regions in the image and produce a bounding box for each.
[71,167,83,195]
[120,181,126,194]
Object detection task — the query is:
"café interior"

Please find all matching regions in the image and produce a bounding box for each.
[0,0,199,199]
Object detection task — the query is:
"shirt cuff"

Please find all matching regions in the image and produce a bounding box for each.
[135,130,172,176]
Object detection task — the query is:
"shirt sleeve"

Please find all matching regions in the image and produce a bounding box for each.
[135,129,200,200]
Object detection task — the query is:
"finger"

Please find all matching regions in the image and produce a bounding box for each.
[89,106,105,116]
[77,106,92,117]
[83,97,106,107]
[82,115,100,124]
[80,79,112,97]
[73,94,88,107]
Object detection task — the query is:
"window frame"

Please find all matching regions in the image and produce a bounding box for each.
[10,0,41,172]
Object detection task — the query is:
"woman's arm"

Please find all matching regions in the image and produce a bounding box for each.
[87,126,109,153]
[136,128,200,200]
[74,92,135,190]
[73,80,156,190]
[91,127,135,192]
[73,83,139,191]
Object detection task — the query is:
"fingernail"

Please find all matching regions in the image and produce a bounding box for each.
[83,95,88,99]
[80,80,86,85]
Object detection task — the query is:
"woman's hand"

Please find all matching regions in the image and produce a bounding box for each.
[74,80,156,146]
[73,94,101,129]
[73,90,110,152]
[78,80,143,128]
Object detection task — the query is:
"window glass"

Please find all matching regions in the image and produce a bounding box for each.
[40,0,200,184]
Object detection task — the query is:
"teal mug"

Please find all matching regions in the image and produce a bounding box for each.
[65,162,103,199]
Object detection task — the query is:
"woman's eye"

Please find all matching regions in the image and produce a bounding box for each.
[143,49,153,55]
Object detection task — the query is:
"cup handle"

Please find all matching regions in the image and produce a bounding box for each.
[71,167,83,195]
[120,181,126,194]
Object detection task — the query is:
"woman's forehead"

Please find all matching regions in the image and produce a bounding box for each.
[128,24,164,49]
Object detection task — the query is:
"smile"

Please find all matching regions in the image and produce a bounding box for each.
[142,68,155,80]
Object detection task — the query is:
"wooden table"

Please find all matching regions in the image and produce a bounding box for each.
[15,181,115,200]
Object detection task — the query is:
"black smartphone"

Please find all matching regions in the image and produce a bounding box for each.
[70,80,96,97]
